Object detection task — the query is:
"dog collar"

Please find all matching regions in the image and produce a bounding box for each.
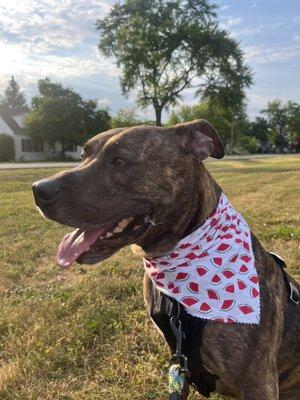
[143,193,260,324]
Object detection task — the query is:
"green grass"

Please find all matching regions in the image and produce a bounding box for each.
[0,155,299,399]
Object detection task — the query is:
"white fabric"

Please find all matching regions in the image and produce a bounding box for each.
[143,193,260,324]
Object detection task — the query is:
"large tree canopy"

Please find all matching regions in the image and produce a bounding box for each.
[96,0,252,125]
[0,76,28,113]
[262,100,300,151]
[25,78,111,158]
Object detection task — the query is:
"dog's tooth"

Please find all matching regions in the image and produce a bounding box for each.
[106,232,113,238]
[133,225,141,231]
[118,218,131,229]
[100,236,104,240]
[113,226,123,234]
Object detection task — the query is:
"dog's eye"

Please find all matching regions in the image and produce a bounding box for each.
[113,157,127,168]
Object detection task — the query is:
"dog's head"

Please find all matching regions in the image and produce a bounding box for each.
[32,120,224,267]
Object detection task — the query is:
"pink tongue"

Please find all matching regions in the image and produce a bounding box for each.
[57,228,106,268]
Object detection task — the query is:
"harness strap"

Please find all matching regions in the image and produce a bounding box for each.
[149,281,217,397]
[269,252,299,306]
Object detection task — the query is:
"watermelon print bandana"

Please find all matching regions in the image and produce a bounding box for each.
[143,193,260,324]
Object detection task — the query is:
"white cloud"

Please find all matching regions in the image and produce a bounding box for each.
[220,17,242,29]
[219,4,230,12]
[244,44,300,65]
[0,0,112,54]
[0,0,118,94]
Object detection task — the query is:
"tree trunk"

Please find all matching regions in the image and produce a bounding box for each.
[230,112,234,156]
[155,106,162,126]
[61,137,65,160]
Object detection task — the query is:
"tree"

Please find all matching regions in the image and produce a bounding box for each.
[201,62,252,154]
[248,117,269,143]
[0,133,15,161]
[261,100,299,152]
[96,0,252,126]
[286,101,300,141]
[168,100,250,152]
[81,100,111,139]
[111,108,144,128]
[0,76,28,113]
[25,78,111,158]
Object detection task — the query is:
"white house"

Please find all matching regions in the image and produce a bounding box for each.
[0,105,82,161]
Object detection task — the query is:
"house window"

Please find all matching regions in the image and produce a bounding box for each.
[33,142,43,152]
[22,139,32,152]
[65,144,77,152]
[21,139,43,152]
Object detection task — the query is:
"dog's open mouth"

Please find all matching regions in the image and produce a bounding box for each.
[57,214,153,268]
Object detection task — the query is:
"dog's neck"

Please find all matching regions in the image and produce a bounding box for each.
[137,164,222,258]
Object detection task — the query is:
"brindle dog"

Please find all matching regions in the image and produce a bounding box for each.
[32,120,300,399]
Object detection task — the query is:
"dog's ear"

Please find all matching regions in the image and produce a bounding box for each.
[174,119,225,160]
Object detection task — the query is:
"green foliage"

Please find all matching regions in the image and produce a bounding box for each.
[286,101,300,141]
[96,0,252,125]
[111,108,144,128]
[0,76,28,113]
[81,100,111,140]
[168,101,249,150]
[0,133,15,161]
[248,117,269,142]
[236,135,258,154]
[25,78,111,158]
[261,99,300,149]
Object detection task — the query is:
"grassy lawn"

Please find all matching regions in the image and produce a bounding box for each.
[0,155,299,399]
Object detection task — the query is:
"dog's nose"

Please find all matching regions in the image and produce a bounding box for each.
[32,179,59,203]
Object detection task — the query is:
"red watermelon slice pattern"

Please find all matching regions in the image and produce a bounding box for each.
[178,261,190,268]
[211,274,222,284]
[199,302,212,313]
[224,283,235,293]
[197,266,208,276]
[142,193,260,324]
[251,287,259,298]
[221,299,235,311]
[239,304,254,314]
[249,275,259,284]
[238,280,247,290]
[188,282,199,293]
[181,296,198,307]
[222,269,235,279]
[212,257,223,267]
[216,243,231,253]
[207,289,220,300]
[175,272,190,281]
[179,243,192,250]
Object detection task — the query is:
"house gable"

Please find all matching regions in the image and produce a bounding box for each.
[0,105,23,135]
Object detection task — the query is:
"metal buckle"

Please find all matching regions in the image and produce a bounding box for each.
[289,282,300,305]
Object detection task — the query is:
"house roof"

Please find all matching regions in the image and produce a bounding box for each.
[0,105,23,134]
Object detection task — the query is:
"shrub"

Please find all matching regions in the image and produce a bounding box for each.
[236,136,258,154]
[0,133,15,161]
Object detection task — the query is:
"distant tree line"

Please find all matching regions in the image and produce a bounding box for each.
[1,0,298,160]
[0,75,299,161]
[168,99,300,154]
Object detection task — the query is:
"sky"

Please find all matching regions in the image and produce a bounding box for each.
[0,0,299,121]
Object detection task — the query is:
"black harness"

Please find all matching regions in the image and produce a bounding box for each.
[149,252,299,399]
[149,279,217,397]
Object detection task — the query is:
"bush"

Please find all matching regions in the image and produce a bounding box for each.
[0,133,15,161]
[236,136,258,154]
